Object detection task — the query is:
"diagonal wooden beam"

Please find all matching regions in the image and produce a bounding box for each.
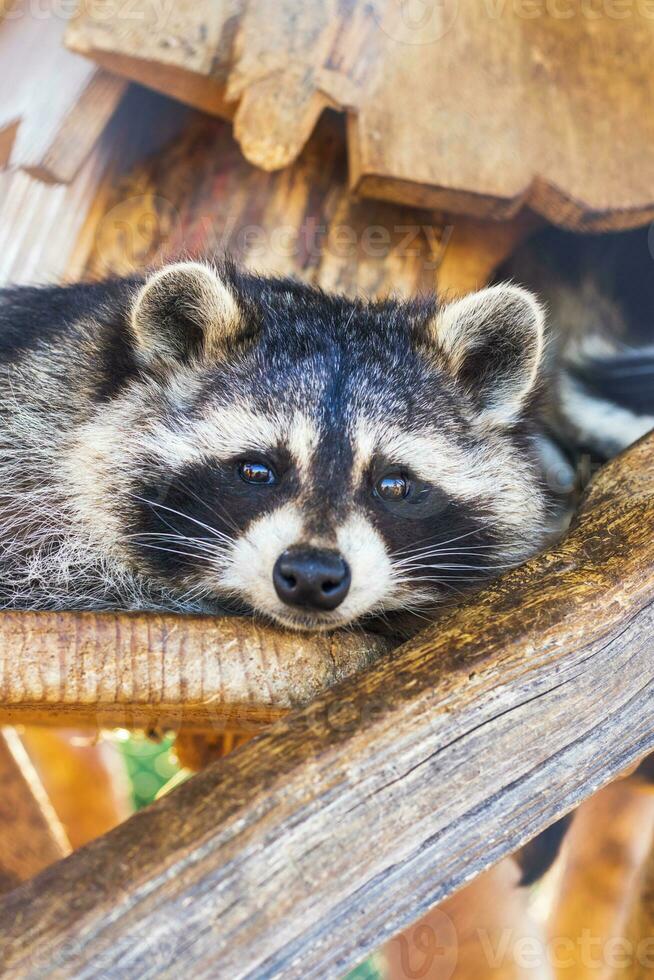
[18,728,133,849]
[1,432,653,978]
[0,729,70,895]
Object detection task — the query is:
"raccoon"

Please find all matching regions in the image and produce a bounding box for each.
[0,261,557,630]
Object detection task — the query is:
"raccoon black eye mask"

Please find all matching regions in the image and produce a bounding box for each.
[0,260,555,630]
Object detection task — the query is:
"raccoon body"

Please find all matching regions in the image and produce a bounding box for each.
[0,262,556,629]
[501,225,654,463]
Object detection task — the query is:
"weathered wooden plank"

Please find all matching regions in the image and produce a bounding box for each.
[67,0,654,230]
[0,612,390,731]
[0,0,125,183]
[0,86,190,287]
[0,729,70,894]
[1,432,653,978]
[66,0,240,120]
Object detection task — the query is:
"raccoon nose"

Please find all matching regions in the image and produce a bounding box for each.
[273,547,351,611]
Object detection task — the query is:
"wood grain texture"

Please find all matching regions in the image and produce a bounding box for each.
[0,612,390,731]
[0,0,125,183]
[67,0,654,229]
[67,0,242,118]
[82,103,531,299]
[0,86,190,286]
[1,432,653,978]
[0,729,70,894]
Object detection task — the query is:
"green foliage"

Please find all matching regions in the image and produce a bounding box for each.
[346,955,384,980]
[117,732,181,810]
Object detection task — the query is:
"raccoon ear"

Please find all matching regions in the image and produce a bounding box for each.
[130,262,244,364]
[430,284,545,425]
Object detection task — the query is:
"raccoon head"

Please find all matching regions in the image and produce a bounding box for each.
[68,261,550,630]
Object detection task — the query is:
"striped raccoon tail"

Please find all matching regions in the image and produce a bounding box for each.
[558,339,654,462]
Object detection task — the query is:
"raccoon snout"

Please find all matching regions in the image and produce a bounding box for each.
[273,547,351,611]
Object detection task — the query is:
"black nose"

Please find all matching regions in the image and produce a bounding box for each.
[273,547,351,611]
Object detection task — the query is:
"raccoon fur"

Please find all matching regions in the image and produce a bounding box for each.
[0,260,558,630]
[500,224,654,464]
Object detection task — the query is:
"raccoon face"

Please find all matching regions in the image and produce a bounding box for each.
[66,262,549,630]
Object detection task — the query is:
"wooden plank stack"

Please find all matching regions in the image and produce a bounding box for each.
[66,0,654,229]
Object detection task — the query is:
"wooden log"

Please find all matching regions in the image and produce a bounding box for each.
[0,729,70,894]
[0,613,391,731]
[0,86,189,287]
[82,105,532,299]
[67,0,654,230]
[1,431,653,978]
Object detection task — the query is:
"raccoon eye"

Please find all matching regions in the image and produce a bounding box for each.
[375,473,410,501]
[238,461,277,486]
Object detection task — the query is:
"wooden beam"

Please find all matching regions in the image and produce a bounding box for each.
[81,104,526,301]
[65,0,238,120]
[1,432,653,977]
[0,729,70,894]
[0,614,390,731]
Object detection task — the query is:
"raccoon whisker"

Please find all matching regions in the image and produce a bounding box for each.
[394,556,505,571]
[394,574,489,584]
[129,495,234,545]
[135,542,230,567]
[173,478,242,536]
[398,533,504,557]
[389,520,503,558]
[393,551,508,568]
[393,561,517,572]
[392,545,502,563]
[385,603,436,625]
[177,582,214,606]
[409,543,501,552]
[402,581,469,599]
[127,532,231,554]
